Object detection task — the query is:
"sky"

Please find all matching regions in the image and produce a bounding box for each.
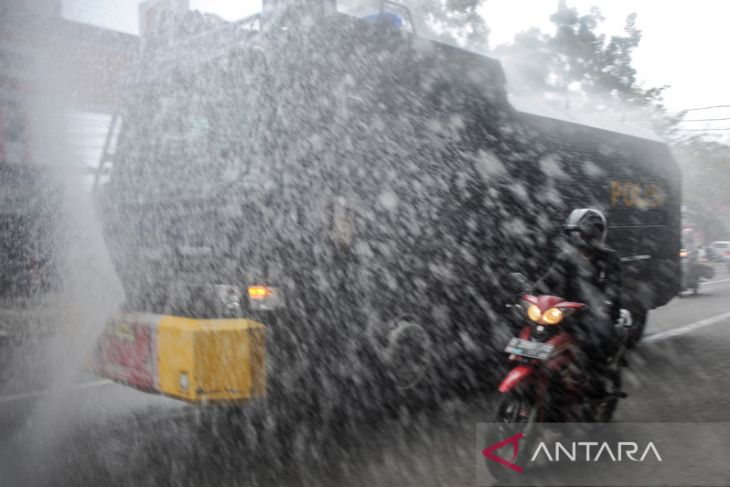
[61,0,730,141]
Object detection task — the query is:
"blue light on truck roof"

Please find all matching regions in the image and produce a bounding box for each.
[362,12,404,28]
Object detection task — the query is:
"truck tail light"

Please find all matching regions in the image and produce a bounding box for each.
[247,285,283,310]
[248,286,273,300]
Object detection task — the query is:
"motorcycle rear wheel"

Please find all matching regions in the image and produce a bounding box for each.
[626,310,648,348]
[587,369,622,422]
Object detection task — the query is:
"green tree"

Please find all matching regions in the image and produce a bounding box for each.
[492,1,675,131]
[409,0,490,53]
[673,139,730,240]
[489,1,730,238]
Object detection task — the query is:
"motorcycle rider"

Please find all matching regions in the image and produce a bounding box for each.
[533,208,622,395]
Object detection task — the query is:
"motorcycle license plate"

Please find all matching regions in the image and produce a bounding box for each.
[505,338,554,360]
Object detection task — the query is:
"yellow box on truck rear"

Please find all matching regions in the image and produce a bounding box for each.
[94,312,266,403]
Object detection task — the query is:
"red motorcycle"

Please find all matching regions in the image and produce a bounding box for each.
[484,277,631,481]
[494,291,630,426]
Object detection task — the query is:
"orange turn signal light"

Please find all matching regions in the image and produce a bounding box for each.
[248,285,272,300]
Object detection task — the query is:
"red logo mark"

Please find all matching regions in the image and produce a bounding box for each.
[482,432,525,473]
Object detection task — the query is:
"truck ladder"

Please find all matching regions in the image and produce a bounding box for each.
[92,110,122,192]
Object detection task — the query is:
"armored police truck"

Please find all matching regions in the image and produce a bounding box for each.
[95,0,680,409]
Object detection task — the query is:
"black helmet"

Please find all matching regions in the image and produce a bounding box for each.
[563,208,607,247]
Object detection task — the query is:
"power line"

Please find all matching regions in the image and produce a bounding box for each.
[677,127,730,131]
[680,104,730,112]
[681,117,730,122]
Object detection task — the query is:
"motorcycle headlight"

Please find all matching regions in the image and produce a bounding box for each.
[542,307,564,325]
[527,304,542,322]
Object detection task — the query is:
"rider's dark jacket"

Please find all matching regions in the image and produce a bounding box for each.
[534,245,622,355]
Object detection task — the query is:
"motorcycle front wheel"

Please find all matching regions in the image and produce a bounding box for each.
[494,392,539,424]
[486,393,540,482]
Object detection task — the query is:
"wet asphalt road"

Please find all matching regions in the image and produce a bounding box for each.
[1,266,729,487]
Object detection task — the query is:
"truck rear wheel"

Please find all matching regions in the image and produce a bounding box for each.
[365,310,441,415]
[382,317,433,391]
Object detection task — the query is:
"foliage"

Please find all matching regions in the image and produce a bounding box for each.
[673,139,730,239]
[492,1,671,128]
[403,0,490,53]
[489,1,729,237]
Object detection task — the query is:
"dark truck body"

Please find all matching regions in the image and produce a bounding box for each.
[101,9,680,403]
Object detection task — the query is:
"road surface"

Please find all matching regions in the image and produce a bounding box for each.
[1,266,729,486]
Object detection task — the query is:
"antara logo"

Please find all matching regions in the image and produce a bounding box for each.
[482,432,525,473]
[483,432,662,473]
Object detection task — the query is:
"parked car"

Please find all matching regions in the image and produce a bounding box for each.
[709,241,730,270]
[699,247,710,261]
